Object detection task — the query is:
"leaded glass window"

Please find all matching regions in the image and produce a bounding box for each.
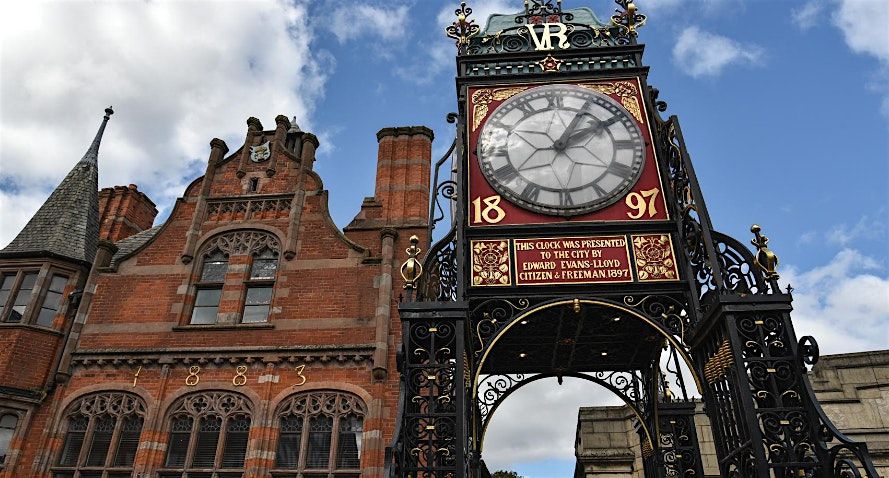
[36,274,68,327]
[2,272,38,322]
[0,413,19,465]
[250,248,278,279]
[272,391,366,477]
[160,391,252,477]
[191,250,227,325]
[53,392,146,478]
[242,248,277,323]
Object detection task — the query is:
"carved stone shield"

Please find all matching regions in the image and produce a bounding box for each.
[250,141,271,162]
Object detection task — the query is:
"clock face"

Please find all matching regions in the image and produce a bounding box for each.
[477,84,645,216]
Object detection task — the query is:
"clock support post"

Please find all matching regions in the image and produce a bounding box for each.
[386,2,880,478]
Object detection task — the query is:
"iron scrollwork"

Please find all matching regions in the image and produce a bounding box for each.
[398,319,461,477]
[417,229,458,302]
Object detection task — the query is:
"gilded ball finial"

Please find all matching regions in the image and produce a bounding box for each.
[750,223,779,281]
[400,235,424,290]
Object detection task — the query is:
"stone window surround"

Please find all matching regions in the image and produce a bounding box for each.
[0,262,76,329]
[43,388,370,477]
[180,229,281,328]
[0,407,25,470]
[271,390,367,477]
[158,390,253,477]
[51,391,147,478]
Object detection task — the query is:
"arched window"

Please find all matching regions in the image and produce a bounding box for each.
[53,392,146,478]
[160,391,252,477]
[0,412,19,466]
[273,391,366,477]
[189,230,280,325]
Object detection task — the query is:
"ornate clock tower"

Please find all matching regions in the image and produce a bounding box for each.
[390,1,879,478]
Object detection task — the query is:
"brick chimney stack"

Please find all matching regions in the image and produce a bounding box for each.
[373,126,433,225]
[98,184,158,242]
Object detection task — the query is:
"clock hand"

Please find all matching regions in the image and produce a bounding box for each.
[554,99,595,150]
[565,119,607,145]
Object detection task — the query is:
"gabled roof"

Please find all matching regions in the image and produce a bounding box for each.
[0,108,114,265]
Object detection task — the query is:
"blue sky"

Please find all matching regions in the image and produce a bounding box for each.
[1,0,887,476]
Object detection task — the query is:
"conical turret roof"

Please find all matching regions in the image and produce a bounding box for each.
[0,107,114,265]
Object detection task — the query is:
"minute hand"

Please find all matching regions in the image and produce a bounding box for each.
[554,103,594,150]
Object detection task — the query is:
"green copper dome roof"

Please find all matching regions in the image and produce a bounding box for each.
[479,7,608,35]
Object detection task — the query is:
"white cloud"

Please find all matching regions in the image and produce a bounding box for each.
[826,211,887,246]
[832,0,889,62]
[327,4,409,44]
[831,0,889,115]
[0,0,332,247]
[792,1,824,30]
[782,249,889,355]
[483,377,621,469]
[673,26,764,78]
[391,0,517,86]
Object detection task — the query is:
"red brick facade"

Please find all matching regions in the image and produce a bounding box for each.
[0,116,433,478]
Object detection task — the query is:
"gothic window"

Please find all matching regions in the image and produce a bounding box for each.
[272,391,366,478]
[36,274,69,327]
[188,230,280,326]
[242,248,278,323]
[160,391,252,478]
[53,392,146,478]
[0,412,19,466]
[191,250,228,325]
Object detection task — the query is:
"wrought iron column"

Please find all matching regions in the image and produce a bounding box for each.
[656,401,706,477]
[396,301,468,478]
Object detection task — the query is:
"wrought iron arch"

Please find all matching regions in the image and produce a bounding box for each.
[475,371,654,452]
[471,298,704,395]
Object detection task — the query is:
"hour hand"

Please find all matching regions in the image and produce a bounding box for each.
[553,112,592,150]
[565,120,606,145]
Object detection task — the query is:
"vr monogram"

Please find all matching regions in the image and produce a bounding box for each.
[525,23,570,51]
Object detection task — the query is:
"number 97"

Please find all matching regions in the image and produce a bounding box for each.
[625,188,660,219]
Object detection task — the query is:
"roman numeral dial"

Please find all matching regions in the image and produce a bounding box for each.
[477,84,645,216]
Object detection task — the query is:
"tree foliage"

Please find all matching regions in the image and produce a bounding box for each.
[491,471,523,478]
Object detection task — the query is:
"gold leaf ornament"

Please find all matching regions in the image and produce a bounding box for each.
[471,87,530,132]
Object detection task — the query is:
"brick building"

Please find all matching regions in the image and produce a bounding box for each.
[0,108,434,478]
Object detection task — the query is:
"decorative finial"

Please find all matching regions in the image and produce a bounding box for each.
[519,0,573,23]
[750,224,780,281]
[400,235,424,290]
[288,116,302,133]
[80,105,115,166]
[612,0,647,36]
[445,2,480,48]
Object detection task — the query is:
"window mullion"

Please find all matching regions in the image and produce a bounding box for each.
[76,415,97,469]
[298,414,310,472]
[102,415,123,469]
[214,415,228,470]
[184,414,200,470]
[24,264,51,324]
[329,413,340,473]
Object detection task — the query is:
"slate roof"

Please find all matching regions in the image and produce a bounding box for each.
[0,108,113,265]
[110,225,162,267]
